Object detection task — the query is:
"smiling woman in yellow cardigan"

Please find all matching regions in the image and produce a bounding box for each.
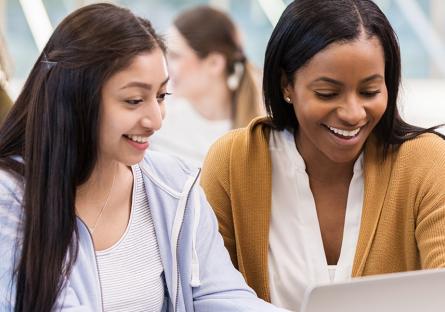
[201,117,445,302]
[200,0,445,311]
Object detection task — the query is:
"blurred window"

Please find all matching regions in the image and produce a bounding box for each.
[2,0,444,128]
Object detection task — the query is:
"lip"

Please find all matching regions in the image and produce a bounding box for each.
[323,124,365,147]
[125,131,154,137]
[124,135,149,151]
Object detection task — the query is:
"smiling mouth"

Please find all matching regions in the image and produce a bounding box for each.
[324,124,364,139]
[123,134,150,143]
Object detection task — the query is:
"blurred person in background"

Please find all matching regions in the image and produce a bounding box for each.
[201,0,445,311]
[0,3,289,311]
[151,5,262,166]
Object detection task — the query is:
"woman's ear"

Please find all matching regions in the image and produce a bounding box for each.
[281,71,292,103]
[204,52,226,77]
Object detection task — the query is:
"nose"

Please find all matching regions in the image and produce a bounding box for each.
[140,99,163,131]
[337,95,367,126]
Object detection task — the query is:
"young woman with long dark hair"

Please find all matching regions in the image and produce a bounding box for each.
[0,3,288,312]
[201,0,445,311]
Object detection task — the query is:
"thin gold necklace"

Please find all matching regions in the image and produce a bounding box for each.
[89,165,117,234]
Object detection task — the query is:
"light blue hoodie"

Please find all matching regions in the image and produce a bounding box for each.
[0,152,288,311]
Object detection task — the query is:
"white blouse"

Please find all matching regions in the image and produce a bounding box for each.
[268,129,364,311]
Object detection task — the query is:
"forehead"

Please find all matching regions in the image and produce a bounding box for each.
[296,36,385,80]
[104,48,168,89]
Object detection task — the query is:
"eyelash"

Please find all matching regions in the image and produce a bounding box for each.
[361,90,381,97]
[314,90,381,99]
[126,99,144,105]
[125,92,172,105]
[315,92,338,99]
[157,92,172,103]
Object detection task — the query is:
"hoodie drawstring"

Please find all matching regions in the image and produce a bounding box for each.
[190,189,201,287]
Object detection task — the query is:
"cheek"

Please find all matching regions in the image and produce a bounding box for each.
[97,127,112,156]
[179,69,207,93]
[167,61,178,78]
[179,57,196,73]
[370,94,389,123]
[173,64,195,87]
[99,120,119,149]
[292,98,324,128]
[169,63,183,82]
[169,58,188,80]
[100,108,129,141]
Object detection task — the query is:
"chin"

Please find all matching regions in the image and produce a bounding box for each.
[327,150,362,164]
[123,155,146,166]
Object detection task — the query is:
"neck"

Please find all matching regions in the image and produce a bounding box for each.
[306,157,354,185]
[76,159,120,203]
[75,160,134,237]
[295,133,355,184]
[188,80,232,121]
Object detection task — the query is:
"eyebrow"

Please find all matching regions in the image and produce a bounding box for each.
[312,74,384,86]
[361,74,384,83]
[120,77,170,90]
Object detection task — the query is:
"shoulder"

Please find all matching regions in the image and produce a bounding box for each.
[201,129,239,191]
[204,129,242,165]
[201,117,272,191]
[395,133,445,169]
[364,133,445,194]
[144,149,198,173]
[0,168,23,249]
[0,168,23,214]
[205,116,272,163]
[376,133,445,189]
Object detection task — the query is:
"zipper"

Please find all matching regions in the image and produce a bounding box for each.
[77,218,105,311]
[173,169,201,311]
[138,161,201,311]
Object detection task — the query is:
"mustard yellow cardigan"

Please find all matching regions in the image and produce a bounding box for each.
[201,117,445,302]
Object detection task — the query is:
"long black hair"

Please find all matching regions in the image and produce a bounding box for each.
[263,0,444,156]
[0,3,165,311]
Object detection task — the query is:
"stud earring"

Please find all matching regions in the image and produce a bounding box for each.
[284,96,292,103]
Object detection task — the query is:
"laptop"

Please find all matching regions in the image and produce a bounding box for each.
[300,269,445,312]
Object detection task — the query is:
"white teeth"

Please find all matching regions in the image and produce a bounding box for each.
[126,134,149,143]
[327,126,361,137]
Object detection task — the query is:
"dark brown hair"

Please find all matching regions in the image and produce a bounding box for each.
[0,3,165,311]
[174,5,261,128]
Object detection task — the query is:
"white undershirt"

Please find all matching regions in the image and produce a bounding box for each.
[96,165,164,311]
[268,129,364,312]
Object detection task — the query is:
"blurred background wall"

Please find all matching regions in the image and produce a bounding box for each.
[1,0,444,130]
